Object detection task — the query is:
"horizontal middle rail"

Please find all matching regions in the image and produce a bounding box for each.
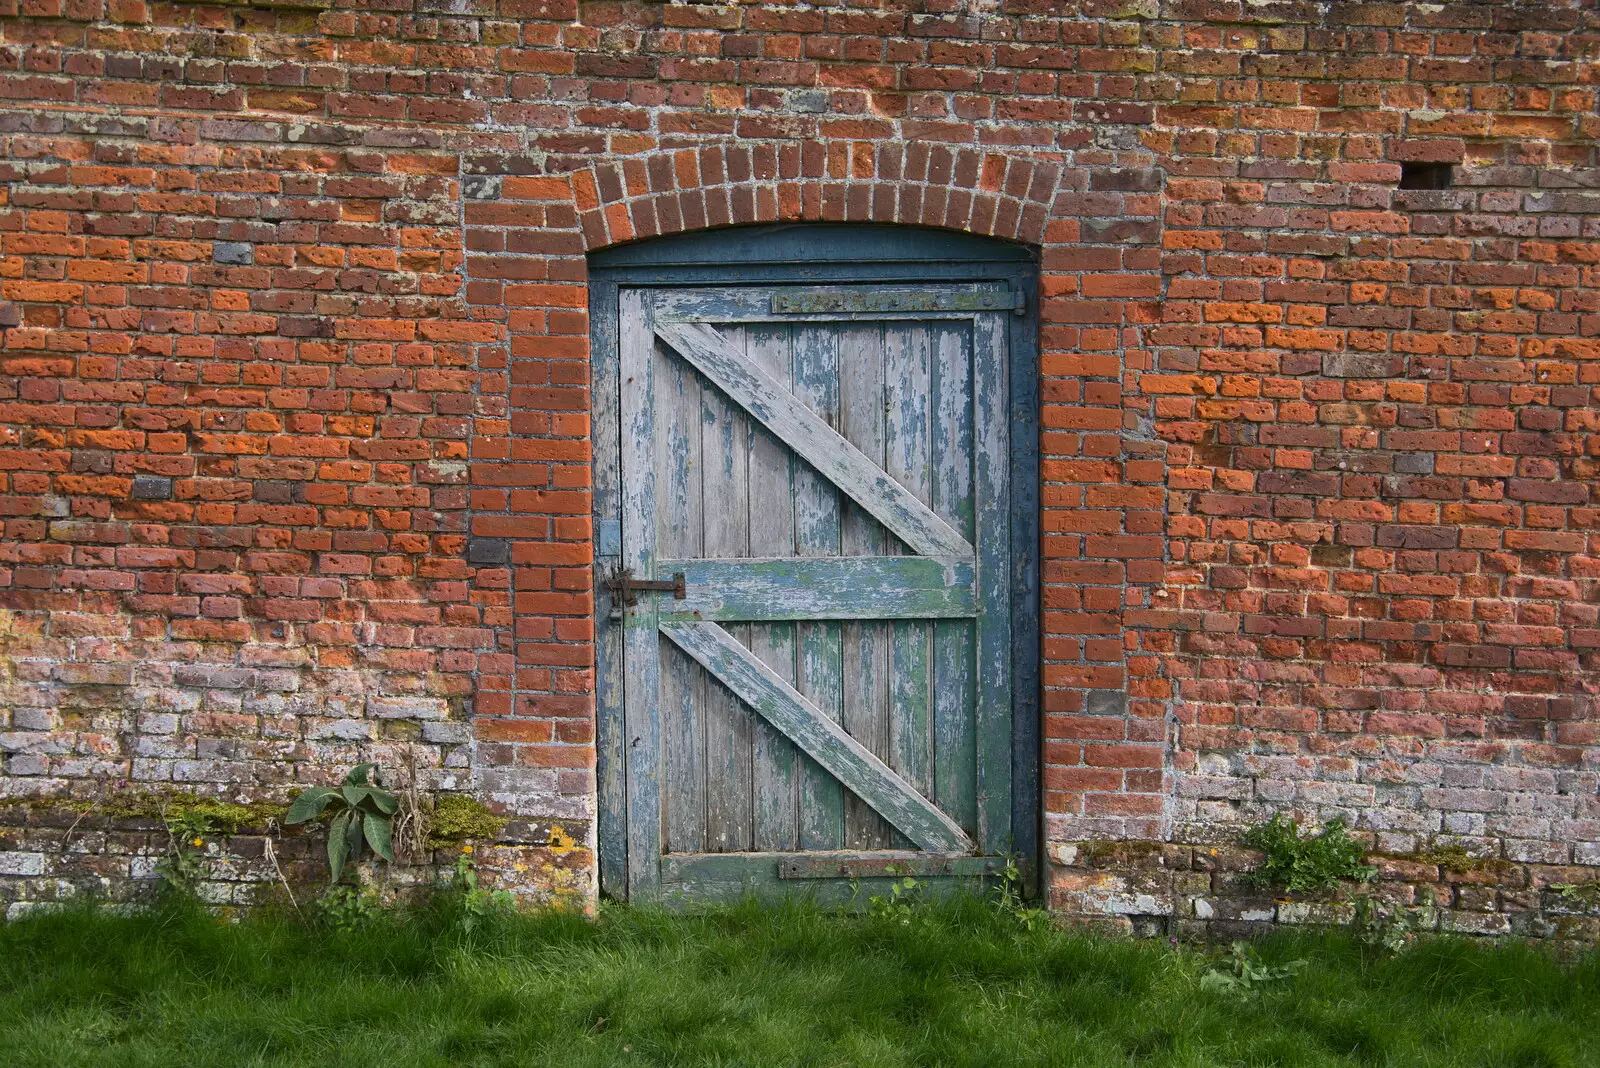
[655,555,977,621]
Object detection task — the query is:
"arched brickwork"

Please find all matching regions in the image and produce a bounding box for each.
[565,143,1062,250]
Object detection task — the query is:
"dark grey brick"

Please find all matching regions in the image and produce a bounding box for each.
[130,477,172,501]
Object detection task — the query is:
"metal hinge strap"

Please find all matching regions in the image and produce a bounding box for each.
[604,567,686,618]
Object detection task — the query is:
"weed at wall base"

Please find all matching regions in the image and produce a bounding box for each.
[1241,815,1378,895]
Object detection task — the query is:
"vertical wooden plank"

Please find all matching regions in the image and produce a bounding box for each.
[972,311,1014,855]
[884,321,934,852]
[838,323,893,850]
[931,321,978,837]
[591,280,627,897]
[656,303,706,857]
[746,322,800,852]
[700,326,754,853]
[619,288,663,899]
[793,323,846,852]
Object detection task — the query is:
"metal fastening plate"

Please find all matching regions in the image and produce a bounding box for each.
[597,518,622,557]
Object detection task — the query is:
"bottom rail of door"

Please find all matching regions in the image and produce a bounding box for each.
[655,851,1005,906]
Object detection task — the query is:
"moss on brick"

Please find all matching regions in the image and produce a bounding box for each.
[427,795,507,846]
[6,791,288,834]
[133,795,287,834]
[1418,845,1514,876]
[1373,845,1516,878]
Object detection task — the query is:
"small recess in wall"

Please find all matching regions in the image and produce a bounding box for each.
[1398,162,1453,190]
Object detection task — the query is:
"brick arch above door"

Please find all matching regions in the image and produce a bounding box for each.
[567,143,1064,250]
[462,142,1066,261]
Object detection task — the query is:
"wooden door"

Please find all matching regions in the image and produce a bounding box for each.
[595,265,1030,903]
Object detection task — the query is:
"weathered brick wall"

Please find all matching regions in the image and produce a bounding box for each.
[0,0,1596,935]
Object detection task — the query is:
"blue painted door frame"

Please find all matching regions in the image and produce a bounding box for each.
[588,224,1041,900]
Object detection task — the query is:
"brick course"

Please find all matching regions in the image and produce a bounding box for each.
[0,0,1596,936]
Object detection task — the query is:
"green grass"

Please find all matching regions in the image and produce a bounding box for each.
[0,894,1596,1067]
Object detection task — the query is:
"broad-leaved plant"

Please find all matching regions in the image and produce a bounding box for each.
[285,763,399,882]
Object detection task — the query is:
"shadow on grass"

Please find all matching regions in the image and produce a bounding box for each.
[0,893,1595,1067]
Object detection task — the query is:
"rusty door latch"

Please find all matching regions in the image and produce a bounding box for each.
[604,566,685,619]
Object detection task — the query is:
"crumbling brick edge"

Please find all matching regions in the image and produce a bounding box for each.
[1050,839,1600,951]
[0,801,593,919]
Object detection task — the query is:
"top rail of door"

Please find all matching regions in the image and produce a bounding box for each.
[652,283,1022,324]
[772,289,1023,315]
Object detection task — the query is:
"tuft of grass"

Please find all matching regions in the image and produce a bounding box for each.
[0,895,1595,1067]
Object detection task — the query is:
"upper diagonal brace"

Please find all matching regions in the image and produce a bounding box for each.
[655,320,974,558]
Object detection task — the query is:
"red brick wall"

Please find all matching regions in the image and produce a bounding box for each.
[0,0,1596,931]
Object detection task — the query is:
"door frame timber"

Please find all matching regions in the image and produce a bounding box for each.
[589,224,1041,902]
